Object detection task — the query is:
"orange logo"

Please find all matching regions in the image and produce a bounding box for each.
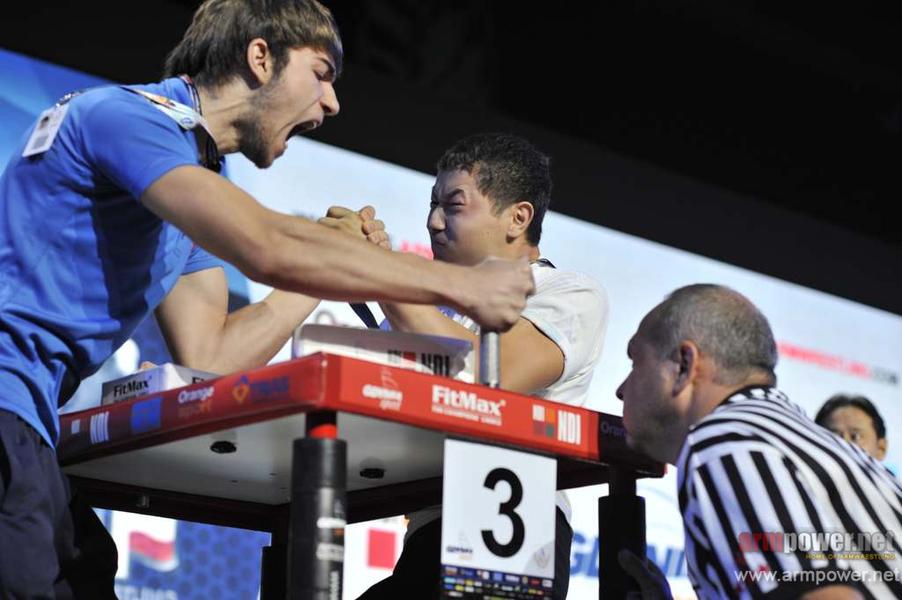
[232,375,250,404]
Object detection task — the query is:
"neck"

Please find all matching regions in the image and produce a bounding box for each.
[659,424,692,465]
[499,240,539,262]
[667,375,775,463]
[195,80,252,155]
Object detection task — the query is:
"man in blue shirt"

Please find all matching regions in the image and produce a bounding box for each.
[0,1,534,596]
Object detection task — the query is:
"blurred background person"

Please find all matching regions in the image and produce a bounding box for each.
[815,393,887,461]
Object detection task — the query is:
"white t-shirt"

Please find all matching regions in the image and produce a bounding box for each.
[445,260,608,406]
[405,260,609,538]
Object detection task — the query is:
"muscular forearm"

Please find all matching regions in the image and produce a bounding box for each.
[219,290,319,372]
[191,291,319,374]
[381,302,479,344]
[143,167,530,332]
[142,167,476,315]
[263,213,476,312]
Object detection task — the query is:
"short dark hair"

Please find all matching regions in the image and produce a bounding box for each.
[164,0,343,88]
[436,132,551,245]
[815,394,886,439]
[640,284,778,386]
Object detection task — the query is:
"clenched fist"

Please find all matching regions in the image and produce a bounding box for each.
[318,205,391,249]
[458,257,535,331]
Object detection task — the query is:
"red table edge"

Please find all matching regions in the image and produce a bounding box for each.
[58,352,663,478]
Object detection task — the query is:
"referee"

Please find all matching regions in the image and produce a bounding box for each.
[616,284,902,599]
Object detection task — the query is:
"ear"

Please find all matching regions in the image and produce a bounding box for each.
[671,340,700,397]
[507,201,535,240]
[876,437,888,461]
[246,38,275,86]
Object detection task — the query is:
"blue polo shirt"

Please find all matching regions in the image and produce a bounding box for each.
[0,77,224,445]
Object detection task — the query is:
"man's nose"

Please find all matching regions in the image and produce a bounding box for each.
[322,83,340,116]
[427,207,445,232]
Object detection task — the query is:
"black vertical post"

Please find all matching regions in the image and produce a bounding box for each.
[289,411,346,600]
[598,468,646,599]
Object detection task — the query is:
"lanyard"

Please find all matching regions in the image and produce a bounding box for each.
[532,257,556,269]
[120,78,221,172]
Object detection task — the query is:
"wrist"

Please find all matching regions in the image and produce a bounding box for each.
[437,262,476,316]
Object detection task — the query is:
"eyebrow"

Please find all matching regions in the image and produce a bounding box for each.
[318,57,337,80]
[432,188,464,202]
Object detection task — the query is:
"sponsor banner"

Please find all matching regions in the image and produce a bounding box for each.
[332,357,601,461]
[441,565,552,599]
[59,359,325,462]
[102,363,218,405]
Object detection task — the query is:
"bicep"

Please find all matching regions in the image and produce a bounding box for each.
[499,318,564,394]
[155,267,228,367]
[140,165,276,278]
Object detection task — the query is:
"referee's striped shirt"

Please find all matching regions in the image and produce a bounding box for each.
[677,386,902,599]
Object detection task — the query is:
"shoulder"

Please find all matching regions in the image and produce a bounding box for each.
[678,393,812,480]
[69,85,151,119]
[69,82,185,135]
[530,266,608,312]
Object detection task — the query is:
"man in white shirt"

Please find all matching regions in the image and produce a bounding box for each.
[358,132,609,599]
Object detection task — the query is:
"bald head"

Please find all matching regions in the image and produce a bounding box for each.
[638,284,778,386]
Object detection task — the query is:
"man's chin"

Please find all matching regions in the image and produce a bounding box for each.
[239,143,275,169]
[624,431,637,449]
[252,154,275,169]
[624,430,647,455]
[431,246,449,263]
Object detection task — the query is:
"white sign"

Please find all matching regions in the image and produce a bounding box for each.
[441,438,557,580]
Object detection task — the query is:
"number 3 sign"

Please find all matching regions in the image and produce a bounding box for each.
[440,438,557,583]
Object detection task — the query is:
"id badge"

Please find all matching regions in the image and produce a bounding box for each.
[22,103,70,158]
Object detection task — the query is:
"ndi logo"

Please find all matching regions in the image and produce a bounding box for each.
[90,411,110,444]
[557,410,582,445]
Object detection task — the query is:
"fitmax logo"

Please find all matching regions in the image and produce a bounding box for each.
[113,380,149,397]
[431,385,504,425]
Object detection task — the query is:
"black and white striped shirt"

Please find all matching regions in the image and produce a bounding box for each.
[677,386,902,599]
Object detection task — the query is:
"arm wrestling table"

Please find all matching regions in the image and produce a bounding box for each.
[58,352,664,599]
